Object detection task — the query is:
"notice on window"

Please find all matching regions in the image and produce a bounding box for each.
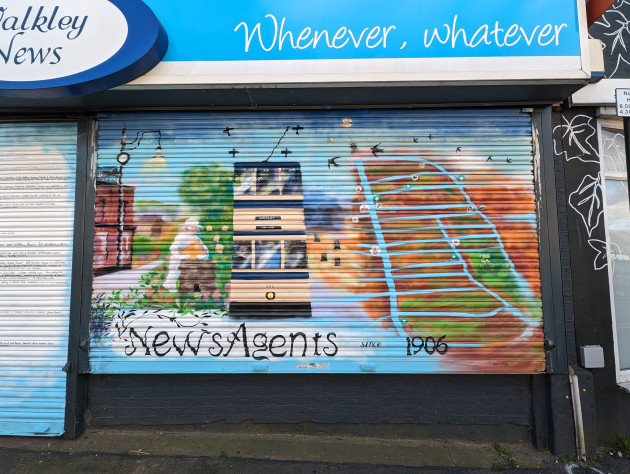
[0,123,78,437]
[0,124,77,319]
[616,89,630,117]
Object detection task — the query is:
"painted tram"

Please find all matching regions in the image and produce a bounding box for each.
[230,162,312,318]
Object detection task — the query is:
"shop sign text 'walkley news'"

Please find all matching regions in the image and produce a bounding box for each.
[0,0,167,98]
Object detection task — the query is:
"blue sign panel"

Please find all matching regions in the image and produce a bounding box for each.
[0,0,168,98]
[144,0,581,62]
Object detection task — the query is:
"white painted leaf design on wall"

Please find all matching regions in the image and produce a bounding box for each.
[588,239,609,270]
[553,115,600,162]
[610,52,630,77]
[592,2,630,78]
[568,173,604,238]
[554,110,609,271]
[598,10,630,53]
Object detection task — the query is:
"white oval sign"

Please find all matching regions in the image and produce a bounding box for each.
[0,0,128,82]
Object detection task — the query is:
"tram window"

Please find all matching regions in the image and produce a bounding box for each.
[284,240,308,269]
[255,240,282,269]
[233,241,253,269]
[234,168,256,196]
[281,168,302,195]
[256,168,280,195]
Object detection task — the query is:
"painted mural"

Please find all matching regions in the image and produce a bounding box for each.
[89,110,545,373]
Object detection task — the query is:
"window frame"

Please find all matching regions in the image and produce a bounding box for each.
[598,117,630,384]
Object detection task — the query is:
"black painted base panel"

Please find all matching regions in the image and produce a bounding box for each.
[88,374,538,443]
[229,302,312,318]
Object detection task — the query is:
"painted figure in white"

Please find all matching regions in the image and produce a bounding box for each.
[163,217,209,291]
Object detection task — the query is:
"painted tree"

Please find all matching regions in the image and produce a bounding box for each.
[177,165,234,294]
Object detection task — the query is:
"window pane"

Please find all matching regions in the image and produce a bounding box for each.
[281,167,302,195]
[234,168,256,195]
[602,128,627,174]
[256,168,280,195]
[232,241,253,269]
[255,241,282,269]
[284,240,308,269]
[606,178,630,370]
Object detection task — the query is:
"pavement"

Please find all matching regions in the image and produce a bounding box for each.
[1,426,630,473]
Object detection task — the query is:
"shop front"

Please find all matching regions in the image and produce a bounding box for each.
[549,0,630,445]
[0,0,599,454]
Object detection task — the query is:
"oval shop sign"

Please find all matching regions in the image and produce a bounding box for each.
[0,0,168,98]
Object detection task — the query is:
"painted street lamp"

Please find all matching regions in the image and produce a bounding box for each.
[114,128,163,269]
[116,149,131,268]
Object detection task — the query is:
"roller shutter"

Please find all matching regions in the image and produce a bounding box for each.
[0,123,77,436]
[89,109,544,374]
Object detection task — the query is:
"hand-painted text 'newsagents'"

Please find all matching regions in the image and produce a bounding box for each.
[235,14,568,54]
[0,6,88,66]
[123,322,339,360]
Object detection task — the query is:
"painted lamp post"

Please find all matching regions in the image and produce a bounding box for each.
[115,149,131,268]
[114,128,163,269]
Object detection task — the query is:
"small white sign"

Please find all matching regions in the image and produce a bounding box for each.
[616,88,630,116]
[297,363,329,369]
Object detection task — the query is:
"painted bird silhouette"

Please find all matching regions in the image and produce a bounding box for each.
[328,156,342,169]
[371,143,384,156]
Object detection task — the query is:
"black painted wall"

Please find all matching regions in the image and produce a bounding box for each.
[590,1,630,79]
[88,374,538,442]
[553,107,630,444]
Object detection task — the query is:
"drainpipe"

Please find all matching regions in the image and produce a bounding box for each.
[569,366,586,460]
